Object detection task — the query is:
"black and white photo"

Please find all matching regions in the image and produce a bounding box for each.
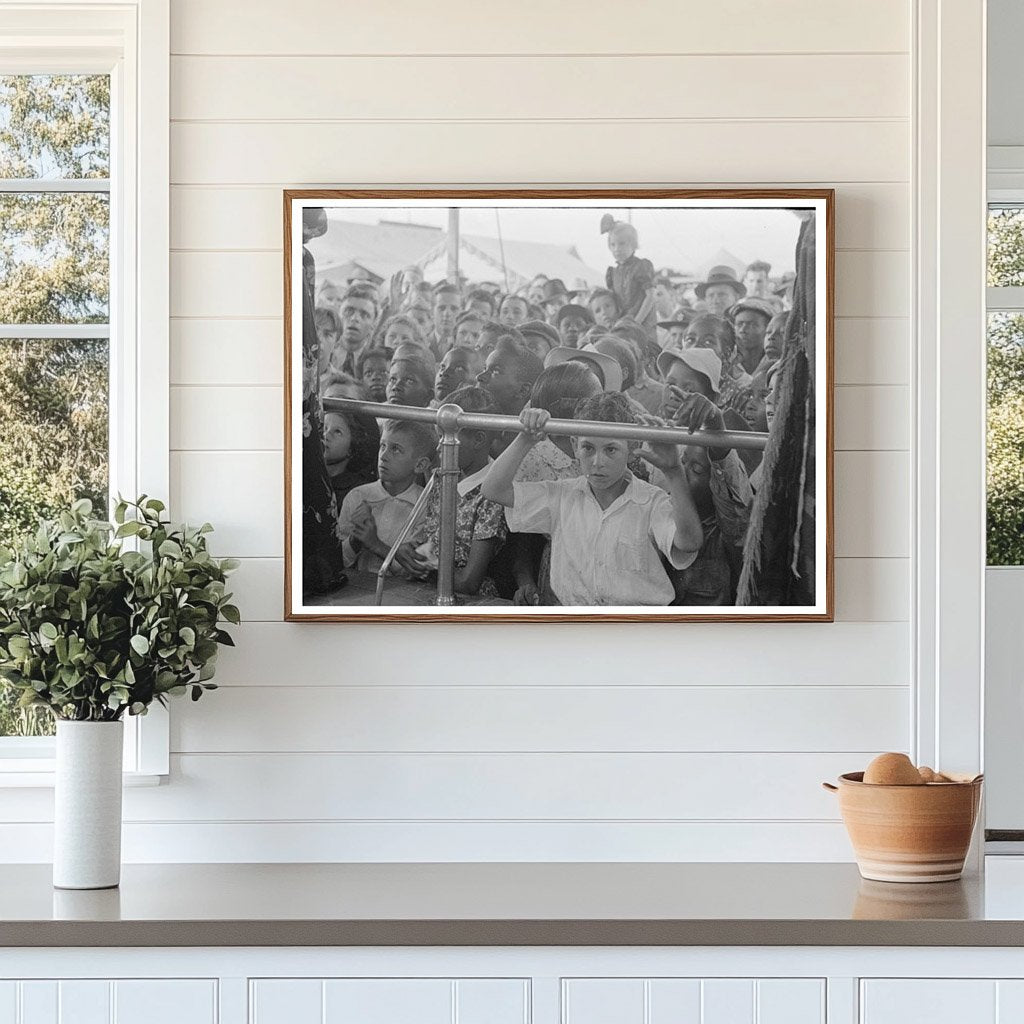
[285,191,833,621]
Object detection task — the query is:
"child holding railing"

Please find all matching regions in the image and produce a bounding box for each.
[482,391,703,606]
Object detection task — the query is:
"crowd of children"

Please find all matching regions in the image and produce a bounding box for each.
[312,214,796,607]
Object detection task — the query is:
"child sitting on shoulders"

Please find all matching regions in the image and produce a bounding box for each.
[335,419,436,577]
[482,391,703,607]
[601,217,656,336]
[417,385,508,597]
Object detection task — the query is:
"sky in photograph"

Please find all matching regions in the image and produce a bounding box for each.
[322,204,804,278]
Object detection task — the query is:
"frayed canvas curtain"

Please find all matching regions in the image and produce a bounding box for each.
[737,213,817,606]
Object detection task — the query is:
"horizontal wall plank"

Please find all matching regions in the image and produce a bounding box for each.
[834,318,909,385]
[171,183,909,252]
[170,0,910,56]
[171,251,279,317]
[113,752,866,820]
[168,315,911,388]
[170,451,283,557]
[170,121,909,186]
[834,385,910,450]
[170,250,909,319]
[172,448,906,558]
[833,557,909,622]
[171,54,909,122]
[171,386,282,450]
[223,557,283,620]
[210,621,910,687]
[170,319,283,386]
[168,384,906,453]
[227,556,909,623]
[0,820,856,863]
[170,685,909,754]
[834,451,910,558]
[834,250,909,318]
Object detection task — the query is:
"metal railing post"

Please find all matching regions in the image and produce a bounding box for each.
[434,403,462,607]
[374,470,438,606]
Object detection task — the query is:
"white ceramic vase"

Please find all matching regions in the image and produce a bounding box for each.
[53,719,124,889]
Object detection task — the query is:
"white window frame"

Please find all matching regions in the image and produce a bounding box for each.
[913,0,986,866]
[983,174,1024,839]
[0,0,169,785]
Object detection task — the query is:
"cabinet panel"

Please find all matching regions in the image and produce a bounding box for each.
[861,981,997,1024]
[58,982,110,1024]
[251,979,527,1024]
[455,980,529,1024]
[113,981,217,1024]
[702,980,754,1024]
[323,980,450,1024]
[756,980,825,1024]
[998,980,1024,1023]
[18,983,56,1024]
[563,979,645,1023]
[251,980,322,1024]
[648,979,702,1022]
[563,978,825,1024]
[0,983,15,1024]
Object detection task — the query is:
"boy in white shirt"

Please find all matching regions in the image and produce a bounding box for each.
[482,392,703,606]
[335,420,436,576]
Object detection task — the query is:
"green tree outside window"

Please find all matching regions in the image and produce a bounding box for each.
[0,75,110,736]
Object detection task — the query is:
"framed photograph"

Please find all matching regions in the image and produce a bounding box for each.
[285,189,833,622]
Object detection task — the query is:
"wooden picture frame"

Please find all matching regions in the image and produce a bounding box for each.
[285,189,834,622]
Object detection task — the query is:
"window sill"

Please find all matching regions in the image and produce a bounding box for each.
[0,768,166,788]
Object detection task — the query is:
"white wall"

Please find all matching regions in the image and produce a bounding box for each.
[3,0,915,862]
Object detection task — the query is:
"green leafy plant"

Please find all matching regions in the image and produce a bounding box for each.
[0,496,239,722]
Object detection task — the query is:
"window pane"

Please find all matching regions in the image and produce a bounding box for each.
[0,338,107,736]
[0,338,108,546]
[0,337,107,738]
[0,75,109,179]
[0,192,109,323]
[988,313,1024,565]
[988,206,1024,288]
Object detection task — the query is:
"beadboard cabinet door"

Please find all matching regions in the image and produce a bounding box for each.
[249,978,529,1024]
[860,979,1024,1024]
[0,979,217,1024]
[562,978,825,1024]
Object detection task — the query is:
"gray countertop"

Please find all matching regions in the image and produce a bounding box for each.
[4,861,1024,947]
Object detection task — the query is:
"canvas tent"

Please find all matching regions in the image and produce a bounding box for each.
[306,217,605,292]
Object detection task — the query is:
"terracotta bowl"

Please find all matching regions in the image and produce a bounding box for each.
[823,772,983,883]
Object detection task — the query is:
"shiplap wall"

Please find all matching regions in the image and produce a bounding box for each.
[3,0,915,862]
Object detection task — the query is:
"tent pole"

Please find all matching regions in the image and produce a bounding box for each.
[494,209,510,293]
[446,208,459,284]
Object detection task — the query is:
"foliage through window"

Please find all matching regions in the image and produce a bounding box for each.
[0,75,110,737]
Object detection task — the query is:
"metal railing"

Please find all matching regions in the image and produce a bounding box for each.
[323,397,768,606]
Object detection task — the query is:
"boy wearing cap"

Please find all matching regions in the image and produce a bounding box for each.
[518,319,561,361]
[731,297,775,375]
[556,303,594,348]
[482,392,703,607]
